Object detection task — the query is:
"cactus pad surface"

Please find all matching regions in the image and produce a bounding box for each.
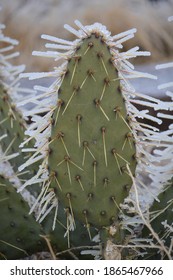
[48,34,137,227]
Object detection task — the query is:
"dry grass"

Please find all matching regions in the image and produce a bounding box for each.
[1,0,173,71]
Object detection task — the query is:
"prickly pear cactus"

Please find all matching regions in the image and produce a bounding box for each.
[0,23,41,197]
[0,21,101,260]
[140,178,173,259]
[0,175,45,260]
[48,33,136,228]
[0,17,173,260]
[19,21,173,261]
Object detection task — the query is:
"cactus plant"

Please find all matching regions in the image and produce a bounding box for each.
[0,20,100,260]
[0,22,39,186]
[0,21,49,204]
[18,20,171,240]
[0,23,44,259]
[47,32,137,228]
[1,17,173,260]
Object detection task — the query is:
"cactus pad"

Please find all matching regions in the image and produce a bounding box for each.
[0,83,41,196]
[48,34,137,228]
[0,175,45,259]
[140,179,173,259]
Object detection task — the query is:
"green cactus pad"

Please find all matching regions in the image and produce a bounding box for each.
[140,178,173,259]
[0,84,40,195]
[0,175,45,259]
[0,174,99,259]
[48,34,137,228]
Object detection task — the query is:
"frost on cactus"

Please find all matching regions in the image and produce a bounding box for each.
[19,21,168,234]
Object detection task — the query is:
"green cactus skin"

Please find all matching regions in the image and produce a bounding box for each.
[140,179,173,260]
[48,34,137,228]
[0,175,45,259]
